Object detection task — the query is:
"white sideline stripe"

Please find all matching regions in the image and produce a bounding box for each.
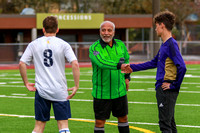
[9,81,22,83]
[71,99,92,102]
[0,95,200,107]
[0,72,92,77]
[181,87,188,89]
[147,88,155,90]
[187,71,200,74]
[76,91,84,93]
[0,78,35,80]
[0,85,93,90]
[129,81,200,85]
[3,79,200,85]
[179,90,200,93]
[187,68,200,70]
[0,113,200,128]
[0,95,34,99]
[79,88,92,90]
[0,85,25,87]
[1,78,200,85]
[129,89,146,91]
[128,89,200,94]
[11,93,27,96]
[1,85,200,94]
[131,76,156,78]
[184,74,200,78]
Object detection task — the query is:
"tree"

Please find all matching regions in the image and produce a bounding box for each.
[90,0,152,14]
[160,0,195,40]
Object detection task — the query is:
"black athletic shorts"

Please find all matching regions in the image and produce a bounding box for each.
[93,95,128,120]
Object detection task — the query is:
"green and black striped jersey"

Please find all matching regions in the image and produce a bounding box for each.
[89,39,129,99]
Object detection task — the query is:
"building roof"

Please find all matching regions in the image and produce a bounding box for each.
[0,14,152,29]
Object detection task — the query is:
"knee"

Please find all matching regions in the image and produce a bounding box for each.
[57,120,68,130]
[118,115,128,123]
[33,120,46,133]
[95,119,106,127]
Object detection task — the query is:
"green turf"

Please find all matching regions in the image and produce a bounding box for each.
[0,64,200,132]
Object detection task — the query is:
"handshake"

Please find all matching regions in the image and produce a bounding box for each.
[118,58,132,73]
[121,64,132,73]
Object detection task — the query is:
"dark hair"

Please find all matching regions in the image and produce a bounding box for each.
[153,11,175,31]
[43,16,58,33]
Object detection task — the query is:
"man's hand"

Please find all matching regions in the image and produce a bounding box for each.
[25,83,36,91]
[125,79,129,91]
[67,86,78,99]
[69,60,80,100]
[121,64,133,73]
[162,82,171,90]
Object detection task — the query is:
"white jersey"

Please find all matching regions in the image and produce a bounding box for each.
[20,36,77,101]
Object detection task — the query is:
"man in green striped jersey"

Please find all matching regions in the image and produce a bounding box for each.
[89,21,132,133]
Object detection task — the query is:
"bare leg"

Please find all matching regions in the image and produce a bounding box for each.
[118,115,128,123]
[32,120,46,133]
[94,119,106,133]
[57,120,69,130]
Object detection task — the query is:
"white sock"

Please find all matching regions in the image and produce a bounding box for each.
[59,128,70,133]
[32,131,36,133]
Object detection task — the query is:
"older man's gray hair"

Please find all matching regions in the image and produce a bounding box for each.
[100,21,115,31]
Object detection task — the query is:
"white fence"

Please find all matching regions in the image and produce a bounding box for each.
[0,41,200,62]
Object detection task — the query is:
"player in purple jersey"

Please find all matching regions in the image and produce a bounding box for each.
[123,11,186,133]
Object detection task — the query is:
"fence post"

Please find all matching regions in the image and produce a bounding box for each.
[75,43,78,57]
[126,28,129,51]
[179,41,182,55]
[31,28,37,41]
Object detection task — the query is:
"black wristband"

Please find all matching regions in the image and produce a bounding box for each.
[117,63,122,69]
[125,73,131,81]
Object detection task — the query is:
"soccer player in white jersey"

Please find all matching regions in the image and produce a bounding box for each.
[19,16,80,133]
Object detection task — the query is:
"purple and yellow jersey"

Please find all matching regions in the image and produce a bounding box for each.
[130,37,186,91]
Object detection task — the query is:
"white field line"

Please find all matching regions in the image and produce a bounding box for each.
[0,113,200,128]
[180,87,188,89]
[0,95,34,99]
[0,78,35,80]
[0,72,93,77]
[0,85,25,87]
[11,93,27,96]
[128,89,200,94]
[186,68,200,70]
[0,95,200,107]
[1,79,200,86]
[187,71,200,74]
[76,91,84,93]
[1,73,200,80]
[1,85,200,94]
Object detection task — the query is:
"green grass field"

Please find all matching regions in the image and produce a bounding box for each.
[0,64,200,133]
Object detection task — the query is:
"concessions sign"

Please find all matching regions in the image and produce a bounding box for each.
[37,13,104,29]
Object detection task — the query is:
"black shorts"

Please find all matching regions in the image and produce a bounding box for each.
[93,95,128,120]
